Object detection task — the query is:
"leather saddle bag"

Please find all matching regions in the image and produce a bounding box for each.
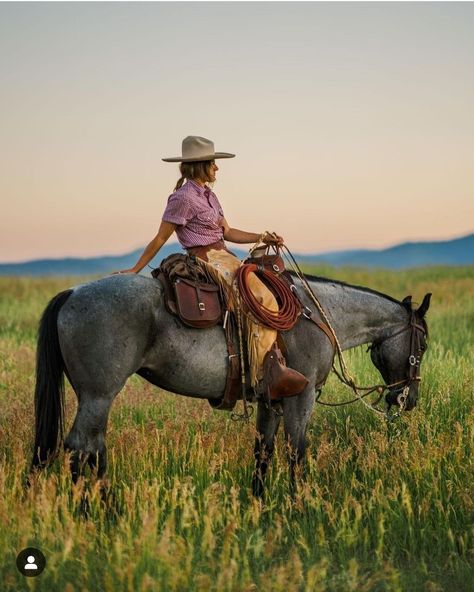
[152,254,222,329]
[174,277,221,329]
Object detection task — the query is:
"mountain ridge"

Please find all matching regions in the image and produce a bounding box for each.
[1,232,472,275]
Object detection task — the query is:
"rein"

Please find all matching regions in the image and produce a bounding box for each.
[280,244,427,422]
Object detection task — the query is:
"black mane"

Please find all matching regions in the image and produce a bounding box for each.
[289,270,405,308]
[291,271,429,339]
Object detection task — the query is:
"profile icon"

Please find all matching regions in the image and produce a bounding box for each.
[16,547,46,577]
[24,555,38,570]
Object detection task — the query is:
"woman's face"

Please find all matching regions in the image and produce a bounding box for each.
[208,160,218,182]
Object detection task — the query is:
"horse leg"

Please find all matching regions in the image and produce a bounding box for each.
[283,388,316,497]
[252,401,281,499]
[64,392,115,486]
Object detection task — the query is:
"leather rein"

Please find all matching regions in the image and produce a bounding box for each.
[319,313,427,419]
[274,244,427,421]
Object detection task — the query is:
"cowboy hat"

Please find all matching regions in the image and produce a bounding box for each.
[162,136,235,162]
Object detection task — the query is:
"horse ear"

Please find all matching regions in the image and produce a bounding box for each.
[417,293,432,318]
[402,295,412,307]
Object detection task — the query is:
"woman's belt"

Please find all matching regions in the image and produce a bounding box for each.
[187,240,231,262]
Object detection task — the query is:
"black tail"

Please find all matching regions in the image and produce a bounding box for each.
[30,289,73,471]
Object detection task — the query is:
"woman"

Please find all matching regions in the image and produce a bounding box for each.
[115,135,306,398]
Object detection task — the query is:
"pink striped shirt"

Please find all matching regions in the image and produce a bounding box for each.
[162,179,225,248]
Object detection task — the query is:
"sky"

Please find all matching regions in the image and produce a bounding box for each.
[0,2,473,263]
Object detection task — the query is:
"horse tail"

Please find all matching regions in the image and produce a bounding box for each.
[30,289,73,471]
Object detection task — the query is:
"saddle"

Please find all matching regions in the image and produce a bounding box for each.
[243,244,285,274]
[152,254,240,410]
[152,251,317,410]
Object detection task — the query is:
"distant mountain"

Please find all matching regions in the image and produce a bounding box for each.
[0,243,186,277]
[0,233,472,276]
[304,232,474,269]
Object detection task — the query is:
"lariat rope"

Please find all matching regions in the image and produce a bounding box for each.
[234,264,301,331]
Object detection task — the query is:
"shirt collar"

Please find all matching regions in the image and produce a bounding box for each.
[188,178,211,197]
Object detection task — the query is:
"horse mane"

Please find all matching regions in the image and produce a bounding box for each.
[291,271,429,337]
[289,271,405,307]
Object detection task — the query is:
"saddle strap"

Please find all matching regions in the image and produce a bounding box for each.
[208,308,241,411]
[305,313,336,351]
[280,271,336,351]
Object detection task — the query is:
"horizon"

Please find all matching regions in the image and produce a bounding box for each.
[1,3,473,262]
[1,229,472,266]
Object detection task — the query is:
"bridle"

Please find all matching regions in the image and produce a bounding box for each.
[368,311,428,417]
[313,311,428,422]
[278,244,429,422]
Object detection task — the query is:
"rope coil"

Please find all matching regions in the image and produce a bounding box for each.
[234,263,301,331]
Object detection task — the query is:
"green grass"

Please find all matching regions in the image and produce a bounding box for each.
[0,267,473,591]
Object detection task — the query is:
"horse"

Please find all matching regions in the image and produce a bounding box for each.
[29,271,431,497]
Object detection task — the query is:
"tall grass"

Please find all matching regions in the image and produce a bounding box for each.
[0,267,473,591]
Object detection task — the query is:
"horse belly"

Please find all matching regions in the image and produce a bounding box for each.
[139,323,229,399]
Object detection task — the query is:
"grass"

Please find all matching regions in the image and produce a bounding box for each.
[0,266,473,591]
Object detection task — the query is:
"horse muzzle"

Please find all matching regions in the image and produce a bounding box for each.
[385,383,418,412]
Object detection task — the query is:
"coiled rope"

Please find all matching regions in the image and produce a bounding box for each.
[234,263,301,331]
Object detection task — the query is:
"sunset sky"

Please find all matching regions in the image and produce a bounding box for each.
[1,2,473,263]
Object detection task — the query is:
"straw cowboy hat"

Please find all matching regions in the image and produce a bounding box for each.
[162,136,235,162]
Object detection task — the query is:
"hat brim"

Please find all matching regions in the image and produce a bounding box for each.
[162,152,235,163]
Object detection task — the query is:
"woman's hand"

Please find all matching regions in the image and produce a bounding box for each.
[262,232,284,247]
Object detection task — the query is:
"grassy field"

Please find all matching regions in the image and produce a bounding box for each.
[0,266,473,591]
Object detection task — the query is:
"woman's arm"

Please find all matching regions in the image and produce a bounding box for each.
[113,221,177,274]
[221,218,283,246]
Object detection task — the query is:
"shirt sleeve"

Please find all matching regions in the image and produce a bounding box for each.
[213,193,225,218]
[162,194,195,226]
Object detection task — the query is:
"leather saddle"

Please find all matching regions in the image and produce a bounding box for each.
[151,252,314,410]
[152,254,240,410]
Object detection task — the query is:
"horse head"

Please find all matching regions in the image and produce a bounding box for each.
[369,293,431,411]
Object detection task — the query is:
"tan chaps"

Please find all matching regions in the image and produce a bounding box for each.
[188,245,277,387]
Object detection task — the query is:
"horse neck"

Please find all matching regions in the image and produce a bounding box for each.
[305,278,409,350]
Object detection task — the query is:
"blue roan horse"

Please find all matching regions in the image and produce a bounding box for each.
[30,272,430,496]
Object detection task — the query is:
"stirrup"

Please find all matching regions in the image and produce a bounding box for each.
[263,344,309,401]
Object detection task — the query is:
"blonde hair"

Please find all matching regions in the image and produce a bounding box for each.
[174,161,214,191]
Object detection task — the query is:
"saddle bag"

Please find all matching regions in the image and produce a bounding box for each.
[174,277,221,329]
[152,254,222,329]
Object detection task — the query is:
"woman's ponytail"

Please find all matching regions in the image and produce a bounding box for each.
[174,176,186,191]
